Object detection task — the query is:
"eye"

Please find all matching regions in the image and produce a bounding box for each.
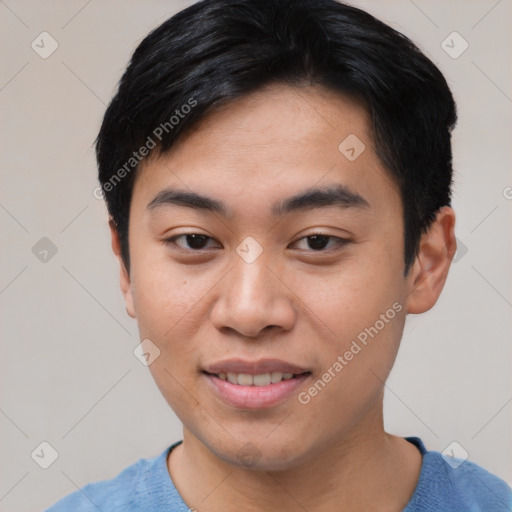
[291,234,350,252]
[163,233,350,253]
[163,233,220,251]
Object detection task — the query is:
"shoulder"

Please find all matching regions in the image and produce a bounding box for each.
[405,437,512,512]
[450,458,512,510]
[43,447,171,512]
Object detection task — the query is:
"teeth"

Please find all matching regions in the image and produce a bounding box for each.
[271,371,283,384]
[217,371,298,386]
[253,373,271,386]
[237,373,253,386]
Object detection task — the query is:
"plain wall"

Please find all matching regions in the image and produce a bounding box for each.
[0,1,510,510]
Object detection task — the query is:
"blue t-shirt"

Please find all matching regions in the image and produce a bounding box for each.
[44,437,512,511]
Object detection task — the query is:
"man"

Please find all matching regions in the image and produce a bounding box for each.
[46,0,512,510]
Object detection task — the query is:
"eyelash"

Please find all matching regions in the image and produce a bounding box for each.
[163,233,350,253]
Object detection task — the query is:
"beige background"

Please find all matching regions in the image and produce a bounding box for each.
[1,0,511,510]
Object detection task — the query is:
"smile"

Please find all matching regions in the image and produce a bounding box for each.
[202,370,311,409]
[212,371,300,386]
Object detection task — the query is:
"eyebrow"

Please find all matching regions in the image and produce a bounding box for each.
[146,184,370,217]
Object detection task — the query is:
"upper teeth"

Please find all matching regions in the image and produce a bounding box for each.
[217,372,295,386]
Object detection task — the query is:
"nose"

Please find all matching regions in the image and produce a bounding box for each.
[209,248,296,339]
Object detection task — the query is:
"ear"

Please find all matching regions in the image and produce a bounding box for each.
[109,219,136,318]
[405,206,457,314]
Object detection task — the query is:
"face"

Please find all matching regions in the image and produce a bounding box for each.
[118,84,414,470]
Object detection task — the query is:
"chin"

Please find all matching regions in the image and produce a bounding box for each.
[209,434,314,472]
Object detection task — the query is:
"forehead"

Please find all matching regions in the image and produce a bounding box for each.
[168,83,373,161]
[132,83,400,217]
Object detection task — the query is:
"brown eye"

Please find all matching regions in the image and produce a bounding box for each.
[164,233,219,251]
[292,234,350,252]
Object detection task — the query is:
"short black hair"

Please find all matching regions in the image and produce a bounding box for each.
[96,0,457,276]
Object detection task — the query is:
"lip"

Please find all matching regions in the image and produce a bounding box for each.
[203,372,311,409]
[203,358,309,375]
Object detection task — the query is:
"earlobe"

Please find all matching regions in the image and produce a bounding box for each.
[405,206,457,314]
[108,219,136,319]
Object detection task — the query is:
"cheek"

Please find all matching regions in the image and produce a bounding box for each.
[130,244,209,339]
[298,251,403,343]
[129,250,209,405]
[292,256,405,409]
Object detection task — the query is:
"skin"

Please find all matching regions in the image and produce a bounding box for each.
[110,83,457,511]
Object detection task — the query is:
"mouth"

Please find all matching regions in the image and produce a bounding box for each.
[203,370,310,386]
[201,359,312,409]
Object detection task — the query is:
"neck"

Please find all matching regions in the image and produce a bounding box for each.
[167,398,422,512]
